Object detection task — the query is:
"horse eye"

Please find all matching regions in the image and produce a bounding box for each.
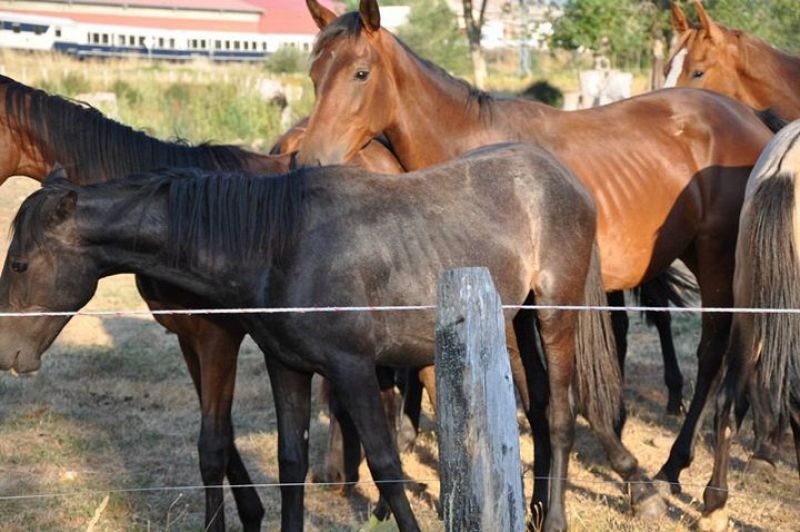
[354,70,369,82]
[10,260,27,273]
[691,70,705,79]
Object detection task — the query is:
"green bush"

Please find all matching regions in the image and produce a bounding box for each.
[266,46,308,74]
[111,79,142,106]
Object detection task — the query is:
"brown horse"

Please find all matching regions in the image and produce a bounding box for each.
[0,74,401,531]
[700,120,800,531]
[297,0,777,505]
[665,1,800,120]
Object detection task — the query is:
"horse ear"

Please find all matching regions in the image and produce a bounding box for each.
[693,0,723,43]
[306,0,337,31]
[359,0,381,33]
[48,190,77,227]
[670,2,690,34]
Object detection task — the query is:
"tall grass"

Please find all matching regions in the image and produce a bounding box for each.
[0,51,311,149]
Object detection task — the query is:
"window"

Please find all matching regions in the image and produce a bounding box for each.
[169,38,175,48]
[200,39,206,49]
[261,42,267,51]
[303,43,309,51]
[139,36,145,46]
[12,23,20,34]
[92,33,99,44]
[243,41,249,50]
[158,37,164,48]
[118,35,125,46]
[55,27,61,37]
[129,35,135,46]
[101,33,109,44]
[215,40,221,49]
[234,41,240,50]
[225,40,230,50]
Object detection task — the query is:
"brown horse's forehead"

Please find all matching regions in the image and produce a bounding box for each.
[311,34,381,77]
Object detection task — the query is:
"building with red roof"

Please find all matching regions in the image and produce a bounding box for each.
[0,0,342,59]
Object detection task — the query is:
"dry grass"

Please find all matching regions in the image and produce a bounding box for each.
[0,176,798,531]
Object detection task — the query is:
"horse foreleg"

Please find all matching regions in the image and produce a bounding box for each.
[179,319,263,532]
[328,356,419,532]
[265,357,313,532]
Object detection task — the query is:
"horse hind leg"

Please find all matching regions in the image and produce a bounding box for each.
[700,321,753,531]
[512,302,552,522]
[656,243,735,494]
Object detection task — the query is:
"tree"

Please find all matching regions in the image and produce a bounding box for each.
[462,0,490,88]
[396,0,471,76]
[550,0,661,68]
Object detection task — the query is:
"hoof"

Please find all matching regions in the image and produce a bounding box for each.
[653,474,681,497]
[634,493,667,520]
[665,400,686,417]
[698,508,730,532]
[745,456,776,479]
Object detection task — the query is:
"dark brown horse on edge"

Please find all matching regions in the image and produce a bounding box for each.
[0,143,621,532]
[297,0,777,512]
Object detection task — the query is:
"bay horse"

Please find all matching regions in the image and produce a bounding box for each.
[0,74,400,531]
[665,1,800,120]
[0,142,625,532]
[297,0,777,504]
[700,120,800,531]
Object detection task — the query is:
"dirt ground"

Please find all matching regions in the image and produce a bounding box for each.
[0,176,797,531]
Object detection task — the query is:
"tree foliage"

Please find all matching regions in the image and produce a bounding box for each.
[396,0,471,75]
[550,0,799,67]
[695,0,799,53]
[550,0,661,67]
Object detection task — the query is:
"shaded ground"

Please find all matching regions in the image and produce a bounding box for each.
[0,177,797,531]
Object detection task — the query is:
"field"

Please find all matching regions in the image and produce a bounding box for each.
[0,54,797,530]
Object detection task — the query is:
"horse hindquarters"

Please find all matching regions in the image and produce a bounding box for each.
[704,171,800,520]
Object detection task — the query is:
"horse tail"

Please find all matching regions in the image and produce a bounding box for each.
[574,243,623,431]
[744,171,800,422]
[755,107,788,133]
[633,264,699,327]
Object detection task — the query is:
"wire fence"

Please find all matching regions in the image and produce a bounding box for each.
[2,476,799,506]
[1,301,798,510]
[4,303,800,319]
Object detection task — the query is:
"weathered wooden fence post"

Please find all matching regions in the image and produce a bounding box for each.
[435,267,525,532]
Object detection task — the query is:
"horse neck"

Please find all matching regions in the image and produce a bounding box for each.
[384,36,555,170]
[737,36,800,120]
[1,81,268,184]
[76,185,229,298]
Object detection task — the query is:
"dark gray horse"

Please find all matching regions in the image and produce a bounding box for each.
[0,143,659,531]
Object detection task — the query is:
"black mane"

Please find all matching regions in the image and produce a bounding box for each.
[164,168,307,267]
[312,12,493,114]
[11,167,307,268]
[1,75,259,184]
